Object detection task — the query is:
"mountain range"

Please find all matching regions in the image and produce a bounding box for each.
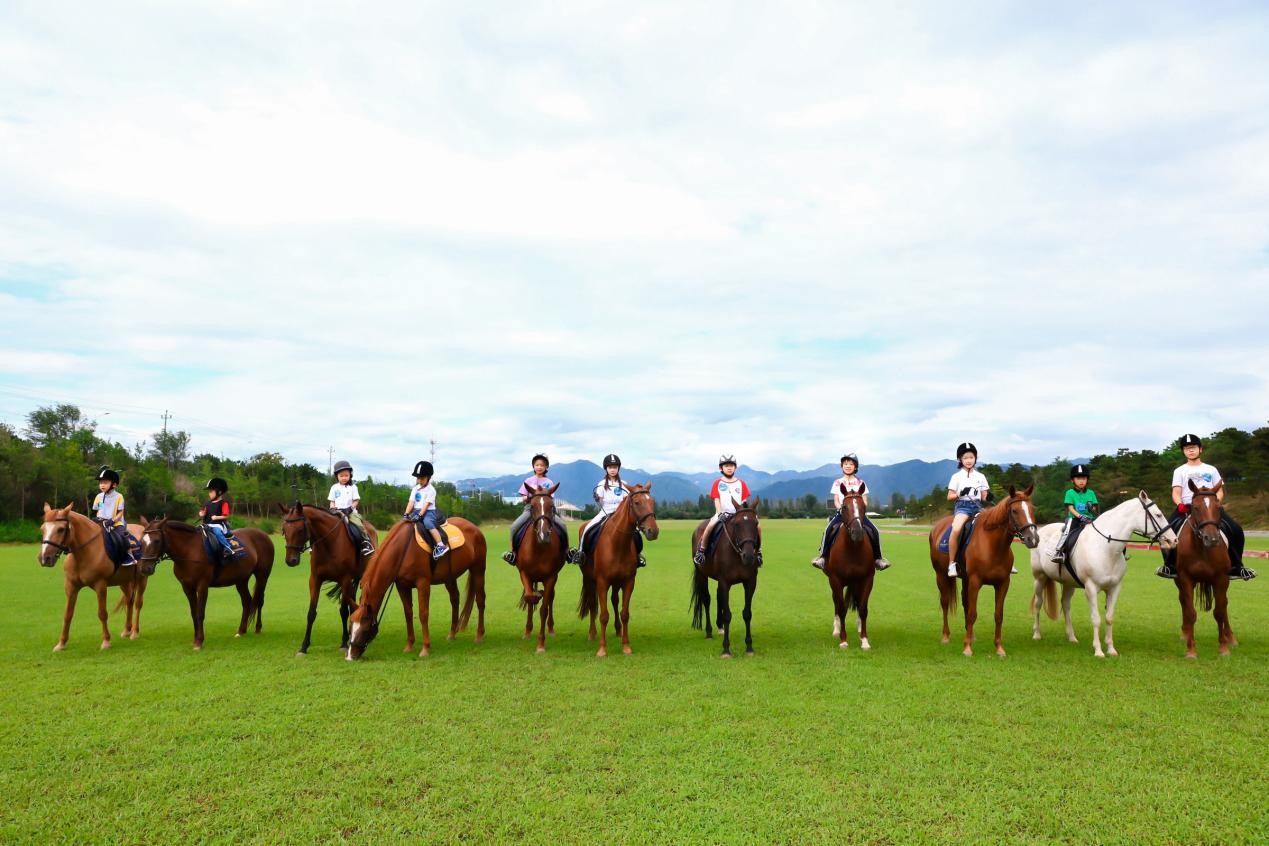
[455,458,960,508]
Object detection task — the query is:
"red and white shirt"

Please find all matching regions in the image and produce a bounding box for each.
[828,475,866,507]
[711,477,751,514]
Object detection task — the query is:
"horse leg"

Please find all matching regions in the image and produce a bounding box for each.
[417,581,432,657]
[546,575,556,635]
[1031,576,1045,641]
[963,577,980,657]
[181,583,199,650]
[1061,584,1077,643]
[595,576,610,657]
[194,583,209,651]
[993,580,1009,657]
[619,580,633,656]
[1085,581,1104,658]
[610,585,622,637]
[741,579,755,656]
[95,583,111,650]
[55,580,81,652]
[235,581,252,636]
[472,568,487,643]
[130,580,145,639]
[538,574,557,653]
[1215,583,1231,657]
[857,578,872,651]
[298,574,320,656]
[828,572,848,649]
[400,585,416,652]
[717,580,732,658]
[445,579,460,641]
[524,591,535,640]
[698,570,713,639]
[936,571,953,644]
[518,567,540,605]
[1178,576,1197,659]
[119,583,133,639]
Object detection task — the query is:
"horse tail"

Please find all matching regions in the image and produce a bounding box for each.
[1195,582,1214,612]
[112,590,129,615]
[245,532,273,630]
[457,570,476,632]
[1042,578,1058,620]
[845,584,861,614]
[690,569,708,630]
[325,581,342,602]
[577,566,597,619]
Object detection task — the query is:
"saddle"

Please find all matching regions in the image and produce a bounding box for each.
[938,516,977,554]
[511,516,568,551]
[413,521,466,553]
[333,508,365,547]
[100,524,141,568]
[201,527,248,564]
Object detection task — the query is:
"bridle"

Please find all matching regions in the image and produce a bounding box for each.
[1006,495,1038,540]
[525,490,557,542]
[282,506,344,558]
[1187,490,1223,543]
[722,506,760,558]
[626,489,657,534]
[139,524,170,568]
[1086,495,1173,546]
[837,493,867,537]
[40,516,89,559]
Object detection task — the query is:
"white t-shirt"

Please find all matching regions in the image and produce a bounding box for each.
[594,480,629,515]
[1171,462,1222,505]
[828,475,866,506]
[328,483,360,510]
[407,483,436,514]
[948,469,989,501]
[711,477,751,515]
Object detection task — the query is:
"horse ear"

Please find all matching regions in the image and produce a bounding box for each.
[1188,479,1199,493]
[1212,479,1224,493]
[275,502,288,515]
[43,502,53,514]
[1008,484,1018,497]
[645,481,653,491]
[838,482,847,495]
[1138,490,1149,502]
[548,482,560,495]
[140,515,150,527]
[64,501,75,512]
[858,481,867,495]
[749,495,760,510]
[1023,483,1034,497]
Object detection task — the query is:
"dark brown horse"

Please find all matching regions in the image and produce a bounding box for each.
[346,516,487,659]
[1175,481,1236,659]
[38,503,149,651]
[279,502,380,656]
[929,484,1039,657]
[690,497,760,657]
[137,517,274,650]
[578,482,659,657]
[513,483,567,653]
[821,486,875,651]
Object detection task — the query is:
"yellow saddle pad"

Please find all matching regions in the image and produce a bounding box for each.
[413,522,465,552]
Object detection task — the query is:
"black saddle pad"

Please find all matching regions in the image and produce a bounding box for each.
[202,528,247,563]
[581,515,609,557]
[938,517,977,553]
[513,517,567,550]
[101,526,140,566]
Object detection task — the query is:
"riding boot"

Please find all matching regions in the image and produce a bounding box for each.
[1156,548,1178,579]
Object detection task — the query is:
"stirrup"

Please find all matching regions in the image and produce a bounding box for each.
[1231,566,1257,581]
[502,550,516,565]
[874,558,890,571]
[810,557,825,571]
[1155,564,1177,579]
[637,555,647,568]
[566,548,583,564]
[692,550,706,567]
[1050,552,1065,564]
[432,544,448,559]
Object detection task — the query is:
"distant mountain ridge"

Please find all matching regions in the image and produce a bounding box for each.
[455,458,960,507]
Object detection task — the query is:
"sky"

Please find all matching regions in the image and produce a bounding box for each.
[2,2,1267,483]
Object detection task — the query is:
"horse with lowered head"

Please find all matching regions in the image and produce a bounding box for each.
[38,502,148,652]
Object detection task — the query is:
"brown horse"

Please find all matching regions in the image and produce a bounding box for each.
[929,484,1039,657]
[1175,481,1236,659]
[821,486,875,651]
[38,503,149,651]
[690,497,760,657]
[280,502,380,656]
[513,483,568,653]
[137,517,274,650]
[578,482,659,657]
[346,517,487,659]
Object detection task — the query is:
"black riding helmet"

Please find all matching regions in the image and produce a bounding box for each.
[956,442,978,460]
[602,453,621,468]
[206,477,229,494]
[412,460,434,478]
[1070,463,1089,479]
[719,454,736,468]
[96,466,120,485]
[1178,434,1202,448]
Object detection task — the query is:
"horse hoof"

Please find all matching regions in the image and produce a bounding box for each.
[100,640,111,650]
[745,648,754,656]
[996,649,1006,658]
[1067,636,1078,644]
[52,643,65,652]
[547,627,555,635]
[1185,652,1197,660]
[1108,648,1119,657]
[1032,632,1042,640]
[193,645,202,652]
[962,647,973,657]
[860,640,871,651]
[536,646,546,654]
[474,635,484,644]
[1094,651,1105,659]
[419,648,429,658]
[522,632,530,640]
[129,632,139,641]
[447,634,456,642]
[596,648,607,658]
[705,633,713,640]
[622,646,632,655]
[839,641,849,650]
[940,636,950,644]
[721,652,731,659]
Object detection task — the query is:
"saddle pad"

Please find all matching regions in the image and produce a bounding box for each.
[938,517,977,554]
[101,526,141,566]
[202,530,247,562]
[512,518,567,551]
[414,522,466,552]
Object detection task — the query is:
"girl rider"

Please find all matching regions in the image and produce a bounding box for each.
[811,453,890,572]
[946,442,990,578]
[503,453,570,565]
[568,453,645,567]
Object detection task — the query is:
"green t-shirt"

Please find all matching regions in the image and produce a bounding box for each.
[1064,488,1099,517]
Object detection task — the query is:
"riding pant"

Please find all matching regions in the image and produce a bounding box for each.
[508,506,568,546]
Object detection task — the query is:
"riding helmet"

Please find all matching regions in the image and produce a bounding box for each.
[1070,463,1089,479]
[719,454,737,467]
[840,453,859,467]
[602,453,622,468]
[206,477,229,494]
[1178,434,1203,449]
[531,453,550,468]
[412,460,434,478]
[96,466,120,485]
[332,459,353,477]
[956,442,978,460]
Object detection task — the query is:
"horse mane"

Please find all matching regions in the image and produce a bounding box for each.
[978,494,1014,531]
[158,520,203,533]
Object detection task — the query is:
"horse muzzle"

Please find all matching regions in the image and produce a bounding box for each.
[1020,527,1040,549]
[37,553,58,567]
[138,558,160,576]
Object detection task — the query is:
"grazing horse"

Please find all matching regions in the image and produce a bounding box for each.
[690,497,760,657]
[38,503,148,652]
[513,483,567,653]
[929,484,1039,657]
[279,502,380,656]
[1030,492,1177,657]
[346,517,487,660]
[820,485,875,651]
[1175,481,1236,659]
[578,482,659,657]
[137,517,274,650]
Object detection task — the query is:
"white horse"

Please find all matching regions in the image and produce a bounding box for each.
[1030,491,1177,657]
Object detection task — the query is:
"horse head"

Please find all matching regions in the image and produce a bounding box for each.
[1137,491,1178,552]
[628,482,659,541]
[38,501,77,567]
[346,602,379,660]
[838,483,868,542]
[1005,483,1040,548]
[1187,480,1224,548]
[527,482,561,544]
[280,500,309,567]
[137,515,169,576]
[730,497,761,567]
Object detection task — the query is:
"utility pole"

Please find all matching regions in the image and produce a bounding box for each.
[328,446,335,475]
[161,409,172,433]
[430,438,438,463]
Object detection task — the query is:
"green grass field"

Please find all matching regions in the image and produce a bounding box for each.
[2,519,1266,844]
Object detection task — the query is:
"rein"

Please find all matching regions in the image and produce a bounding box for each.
[721,508,759,558]
[40,517,92,557]
[1187,492,1223,540]
[283,508,345,556]
[525,491,557,542]
[1086,496,1172,546]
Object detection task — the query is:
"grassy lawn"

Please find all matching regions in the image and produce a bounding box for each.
[1,519,1266,844]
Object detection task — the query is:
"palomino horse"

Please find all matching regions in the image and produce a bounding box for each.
[513,483,567,653]
[690,497,760,657]
[137,517,274,650]
[346,517,487,659]
[929,484,1039,657]
[38,503,148,651]
[821,485,876,651]
[1175,481,1236,659]
[1030,492,1177,657]
[280,502,379,656]
[578,482,659,657]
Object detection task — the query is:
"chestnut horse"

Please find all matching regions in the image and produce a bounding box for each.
[578,482,659,657]
[137,517,274,650]
[929,484,1039,657]
[280,502,380,656]
[38,503,149,651]
[514,483,567,653]
[346,517,487,660]
[1175,481,1236,659]
[821,486,875,651]
[690,497,760,657]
